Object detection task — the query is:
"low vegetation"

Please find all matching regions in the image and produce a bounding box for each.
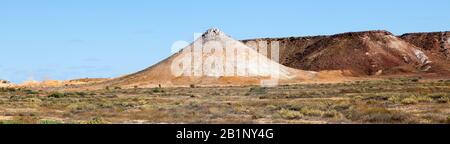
[0,78,449,124]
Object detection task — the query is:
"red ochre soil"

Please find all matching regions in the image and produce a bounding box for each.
[243,30,433,76]
[400,31,450,75]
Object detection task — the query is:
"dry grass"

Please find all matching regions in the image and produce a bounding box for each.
[0,78,449,124]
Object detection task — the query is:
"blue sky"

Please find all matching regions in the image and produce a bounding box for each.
[1,0,450,83]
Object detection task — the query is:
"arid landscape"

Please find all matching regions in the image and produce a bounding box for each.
[0,77,449,124]
[1,29,449,124]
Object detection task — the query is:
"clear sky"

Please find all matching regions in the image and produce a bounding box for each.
[1,0,450,83]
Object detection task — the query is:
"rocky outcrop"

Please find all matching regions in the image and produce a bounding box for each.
[400,31,450,73]
[440,32,449,57]
[0,80,10,84]
[0,79,12,87]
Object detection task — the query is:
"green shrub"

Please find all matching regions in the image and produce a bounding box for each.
[365,110,407,123]
[0,87,17,92]
[265,105,278,111]
[67,102,97,113]
[363,95,389,101]
[80,117,107,124]
[388,96,401,104]
[74,92,88,97]
[117,101,139,108]
[323,110,342,118]
[278,109,303,119]
[0,120,24,124]
[24,97,42,103]
[416,96,433,103]
[299,107,324,117]
[437,97,449,103]
[9,95,26,101]
[40,119,63,124]
[426,93,447,100]
[152,88,165,93]
[352,96,363,100]
[24,89,39,95]
[249,87,267,94]
[401,97,418,105]
[346,106,415,123]
[48,93,65,98]
[366,100,380,104]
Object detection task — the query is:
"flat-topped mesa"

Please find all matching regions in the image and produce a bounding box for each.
[400,31,450,37]
[241,30,392,42]
[400,31,450,52]
[330,30,393,38]
[242,29,431,75]
[239,30,432,75]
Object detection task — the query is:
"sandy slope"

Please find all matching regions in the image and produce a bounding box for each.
[87,29,345,89]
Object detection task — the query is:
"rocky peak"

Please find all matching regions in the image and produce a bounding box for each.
[202,28,227,40]
[0,80,10,84]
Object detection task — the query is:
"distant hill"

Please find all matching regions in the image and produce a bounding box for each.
[243,30,432,76]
